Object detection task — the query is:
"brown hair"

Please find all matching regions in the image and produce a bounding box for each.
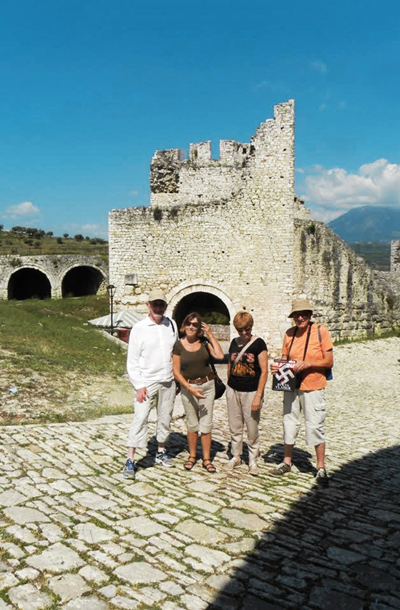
[233,311,254,330]
[180,312,204,337]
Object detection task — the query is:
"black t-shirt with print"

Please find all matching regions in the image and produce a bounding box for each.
[228,337,267,392]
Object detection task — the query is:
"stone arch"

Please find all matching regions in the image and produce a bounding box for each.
[8,267,52,300]
[61,265,106,298]
[166,281,236,332]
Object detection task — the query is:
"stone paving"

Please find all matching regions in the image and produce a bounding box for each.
[0,337,399,609]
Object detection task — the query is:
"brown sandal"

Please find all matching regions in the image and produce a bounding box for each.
[202,459,216,473]
[184,456,197,471]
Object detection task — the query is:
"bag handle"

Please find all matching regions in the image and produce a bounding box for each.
[203,340,218,376]
[287,322,313,360]
[233,336,259,366]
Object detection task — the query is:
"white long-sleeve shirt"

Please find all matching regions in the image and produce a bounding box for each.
[127,316,178,389]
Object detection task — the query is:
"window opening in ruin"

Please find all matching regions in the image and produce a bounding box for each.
[62,266,104,298]
[8,268,51,300]
[173,291,230,334]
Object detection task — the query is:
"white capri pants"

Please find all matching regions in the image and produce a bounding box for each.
[180,379,215,434]
[226,386,261,462]
[127,380,176,449]
[283,388,326,446]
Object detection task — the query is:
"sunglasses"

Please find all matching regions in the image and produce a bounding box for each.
[186,321,200,328]
[293,311,310,319]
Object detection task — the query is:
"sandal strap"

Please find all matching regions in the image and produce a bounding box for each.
[203,459,216,472]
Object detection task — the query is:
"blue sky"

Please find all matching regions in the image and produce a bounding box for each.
[1,0,400,237]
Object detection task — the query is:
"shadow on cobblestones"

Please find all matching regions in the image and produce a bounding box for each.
[263,443,316,474]
[136,433,226,469]
[208,445,400,610]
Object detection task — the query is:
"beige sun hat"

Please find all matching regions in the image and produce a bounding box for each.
[148,289,167,303]
[288,298,313,318]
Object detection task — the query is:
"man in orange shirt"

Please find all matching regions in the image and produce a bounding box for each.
[271,298,333,485]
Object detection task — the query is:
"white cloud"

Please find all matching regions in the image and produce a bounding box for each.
[300,159,400,222]
[252,79,287,93]
[63,223,108,239]
[311,60,327,73]
[2,201,40,218]
[81,223,107,238]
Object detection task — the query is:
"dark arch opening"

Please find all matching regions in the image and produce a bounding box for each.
[8,268,51,300]
[62,266,105,298]
[173,291,230,331]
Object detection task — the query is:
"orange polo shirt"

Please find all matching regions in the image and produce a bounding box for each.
[282,323,333,391]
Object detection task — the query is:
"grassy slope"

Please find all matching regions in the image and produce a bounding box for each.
[0,295,126,375]
[0,231,108,257]
[349,242,390,271]
[0,295,131,425]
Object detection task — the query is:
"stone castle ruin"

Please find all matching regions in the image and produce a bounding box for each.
[109,100,400,351]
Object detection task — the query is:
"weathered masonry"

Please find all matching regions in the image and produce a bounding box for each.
[109,100,400,351]
[0,255,108,300]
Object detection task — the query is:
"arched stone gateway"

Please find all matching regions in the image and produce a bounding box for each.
[166,281,236,337]
[8,268,52,300]
[173,291,230,328]
[61,266,106,298]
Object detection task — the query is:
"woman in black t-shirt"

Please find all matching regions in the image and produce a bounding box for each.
[226,312,268,475]
[173,312,224,473]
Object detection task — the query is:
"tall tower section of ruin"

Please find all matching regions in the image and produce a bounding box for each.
[109,100,295,349]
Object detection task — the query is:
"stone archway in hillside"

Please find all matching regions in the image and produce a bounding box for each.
[8,268,52,300]
[61,266,105,298]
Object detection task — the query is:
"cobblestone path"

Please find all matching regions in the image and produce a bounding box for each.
[0,337,399,609]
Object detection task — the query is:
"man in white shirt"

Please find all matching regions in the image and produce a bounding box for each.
[123,289,178,479]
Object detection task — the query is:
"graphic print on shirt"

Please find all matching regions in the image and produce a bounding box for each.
[230,351,256,377]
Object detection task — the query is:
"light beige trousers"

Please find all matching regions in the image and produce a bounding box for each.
[226,386,261,462]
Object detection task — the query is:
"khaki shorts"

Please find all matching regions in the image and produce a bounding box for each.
[181,379,215,434]
[283,388,326,446]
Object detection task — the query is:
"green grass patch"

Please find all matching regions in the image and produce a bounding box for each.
[0,295,126,376]
[334,326,400,346]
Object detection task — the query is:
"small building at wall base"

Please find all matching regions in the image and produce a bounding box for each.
[108,100,400,351]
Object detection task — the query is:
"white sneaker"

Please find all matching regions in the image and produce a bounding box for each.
[249,461,259,476]
[226,456,241,470]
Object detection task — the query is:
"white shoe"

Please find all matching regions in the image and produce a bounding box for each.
[226,456,241,470]
[249,461,259,476]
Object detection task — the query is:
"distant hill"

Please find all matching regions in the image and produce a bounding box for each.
[328,206,400,243]
[0,226,108,257]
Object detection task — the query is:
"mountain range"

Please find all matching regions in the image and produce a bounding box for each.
[327,206,400,243]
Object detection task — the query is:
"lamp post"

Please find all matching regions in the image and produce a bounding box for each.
[107,284,116,335]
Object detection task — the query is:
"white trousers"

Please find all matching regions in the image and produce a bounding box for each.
[127,381,176,449]
[226,386,261,462]
[283,388,326,446]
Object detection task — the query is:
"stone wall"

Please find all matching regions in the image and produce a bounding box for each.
[391,240,400,272]
[293,220,400,340]
[0,255,108,299]
[109,100,400,350]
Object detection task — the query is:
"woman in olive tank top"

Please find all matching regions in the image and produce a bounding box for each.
[173,312,223,472]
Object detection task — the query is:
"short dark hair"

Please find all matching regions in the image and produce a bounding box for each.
[180,312,204,337]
